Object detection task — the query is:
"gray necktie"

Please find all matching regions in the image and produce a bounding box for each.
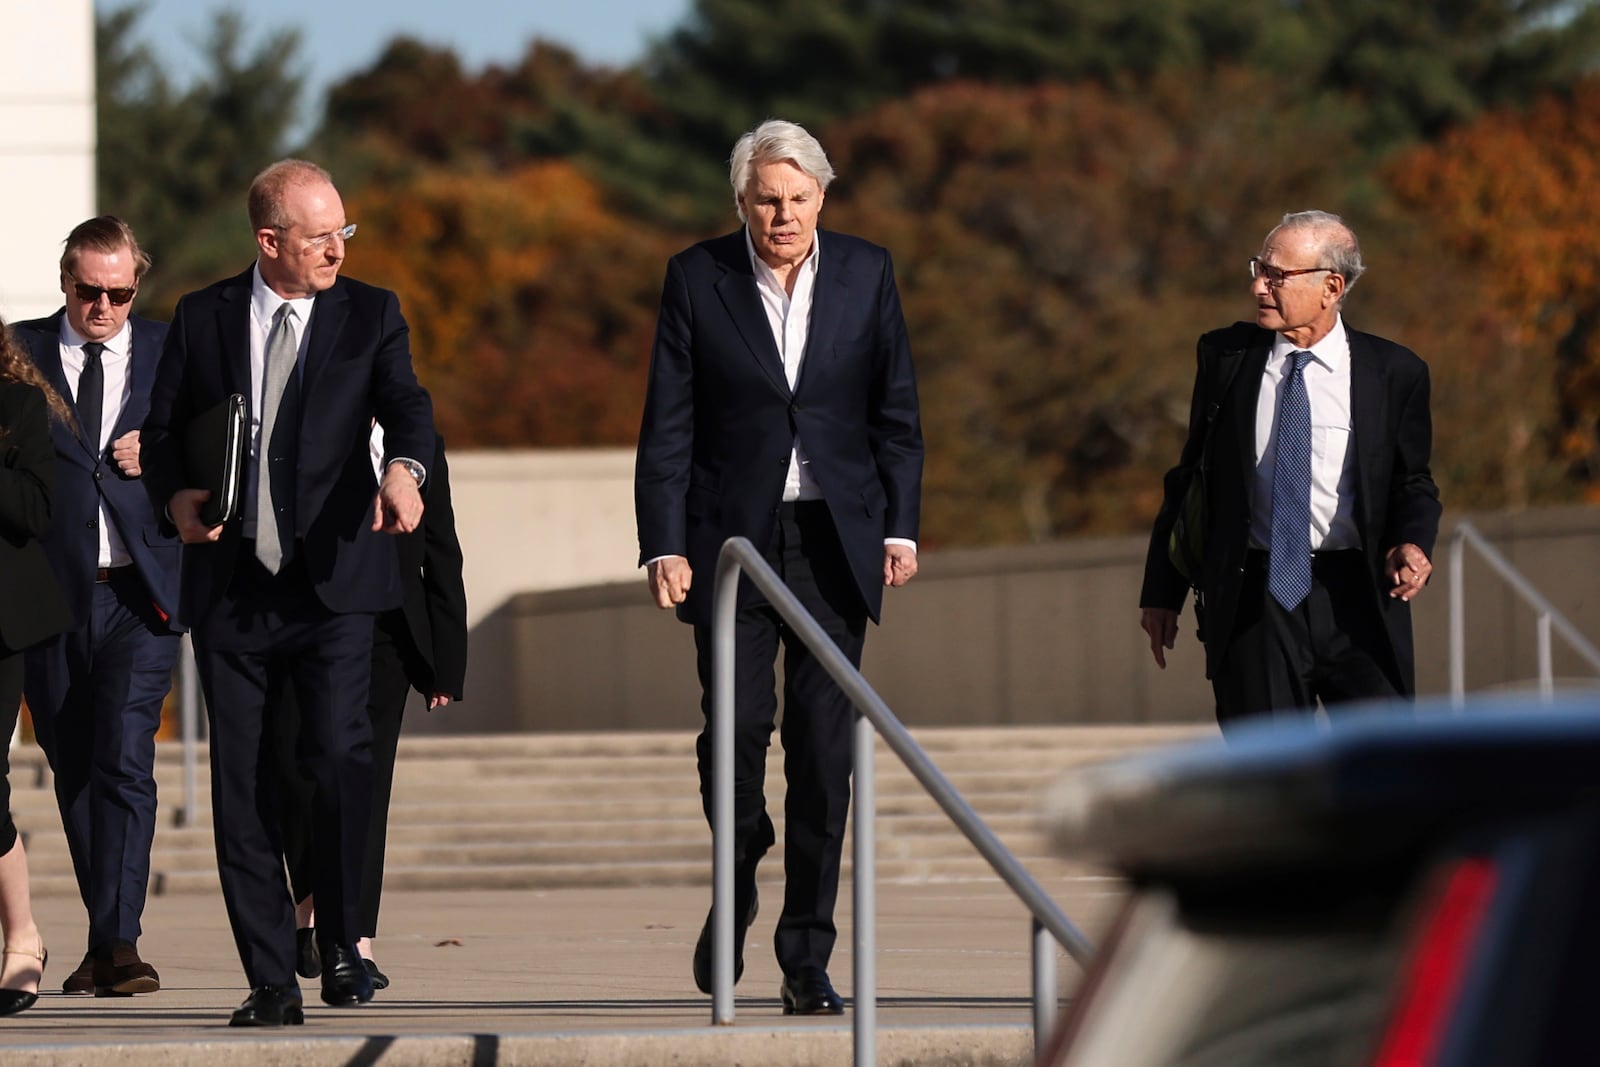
[256,304,297,573]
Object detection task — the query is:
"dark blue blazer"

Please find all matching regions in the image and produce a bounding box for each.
[635,228,923,627]
[141,267,435,624]
[13,312,183,631]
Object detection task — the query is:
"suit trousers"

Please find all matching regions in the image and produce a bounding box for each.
[691,500,868,979]
[277,611,411,937]
[193,549,376,988]
[24,566,178,952]
[1212,549,1400,728]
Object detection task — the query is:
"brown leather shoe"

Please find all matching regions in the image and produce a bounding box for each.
[62,952,96,995]
[93,944,160,996]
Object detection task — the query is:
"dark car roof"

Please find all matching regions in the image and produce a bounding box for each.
[1044,697,1600,880]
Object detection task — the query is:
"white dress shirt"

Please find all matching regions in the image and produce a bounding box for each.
[1250,316,1360,552]
[58,319,134,567]
[245,264,317,539]
[746,227,825,503]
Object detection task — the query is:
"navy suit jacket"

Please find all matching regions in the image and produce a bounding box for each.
[634,228,923,627]
[1140,321,1442,692]
[141,267,435,624]
[13,312,183,630]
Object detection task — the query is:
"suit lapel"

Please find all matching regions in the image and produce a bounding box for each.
[710,231,789,396]
[215,269,254,400]
[301,279,350,397]
[21,315,96,466]
[1228,332,1272,492]
[111,318,159,440]
[1348,328,1386,542]
[794,231,846,396]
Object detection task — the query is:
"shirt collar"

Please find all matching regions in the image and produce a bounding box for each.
[58,317,132,359]
[1273,314,1348,373]
[251,261,317,327]
[744,227,821,287]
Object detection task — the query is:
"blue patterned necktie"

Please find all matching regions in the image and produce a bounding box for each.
[1269,350,1315,610]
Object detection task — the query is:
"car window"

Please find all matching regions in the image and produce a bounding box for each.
[1056,882,1410,1067]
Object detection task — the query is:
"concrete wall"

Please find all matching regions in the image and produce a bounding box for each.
[1,2,96,320]
[415,492,1600,734]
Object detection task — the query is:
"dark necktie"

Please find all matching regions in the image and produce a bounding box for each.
[1268,350,1315,611]
[78,341,105,455]
[256,306,299,573]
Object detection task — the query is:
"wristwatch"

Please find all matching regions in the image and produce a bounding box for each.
[388,457,426,487]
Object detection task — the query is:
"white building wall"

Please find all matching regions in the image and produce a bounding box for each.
[1,2,96,320]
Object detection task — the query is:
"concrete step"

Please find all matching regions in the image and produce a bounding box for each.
[11,725,1201,897]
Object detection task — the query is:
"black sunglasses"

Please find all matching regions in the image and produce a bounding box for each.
[71,280,138,306]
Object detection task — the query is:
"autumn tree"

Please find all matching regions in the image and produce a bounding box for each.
[345,162,677,447]
[1389,76,1600,504]
[819,71,1519,546]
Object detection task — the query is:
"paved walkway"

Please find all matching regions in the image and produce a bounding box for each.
[0,873,1124,1065]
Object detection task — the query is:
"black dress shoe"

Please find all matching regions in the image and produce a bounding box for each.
[780,971,845,1015]
[61,951,95,995]
[319,942,375,1006]
[229,984,304,1027]
[295,928,321,979]
[363,957,390,990]
[692,884,759,995]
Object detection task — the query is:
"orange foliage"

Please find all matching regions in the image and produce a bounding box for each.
[346,162,678,446]
[1389,78,1600,488]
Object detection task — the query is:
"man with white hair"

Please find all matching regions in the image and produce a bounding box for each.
[635,119,923,1014]
[1140,210,1441,728]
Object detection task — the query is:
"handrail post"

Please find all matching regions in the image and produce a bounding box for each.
[853,711,876,1067]
[1537,613,1554,701]
[711,550,741,1025]
[1449,528,1465,710]
[1032,918,1057,1057]
[179,633,200,827]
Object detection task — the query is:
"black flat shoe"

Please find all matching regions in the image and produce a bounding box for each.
[0,941,46,1018]
[229,984,304,1027]
[692,884,759,995]
[295,928,321,979]
[319,942,374,1006]
[363,957,389,990]
[780,971,845,1015]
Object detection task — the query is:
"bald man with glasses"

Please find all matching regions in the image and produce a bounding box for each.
[13,216,183,996]
[1139,210,1441,729]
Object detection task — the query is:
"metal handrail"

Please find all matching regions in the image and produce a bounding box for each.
[1448,520,1600,706]
[709,536,1092,1064]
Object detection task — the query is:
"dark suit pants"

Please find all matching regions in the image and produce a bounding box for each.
[692,501,868,980]
[277,612,410,937]
[1213,549,1401,728]
[193,553,375,988]
[24,566,177,953]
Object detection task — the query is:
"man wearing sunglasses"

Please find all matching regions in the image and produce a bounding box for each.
[12,216,182,996]
[1139,210,1441,728]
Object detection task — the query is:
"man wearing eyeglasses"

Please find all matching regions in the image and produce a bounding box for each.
[141,158,434,1027]
[1139,210,1441,728]
[12,216,182,998]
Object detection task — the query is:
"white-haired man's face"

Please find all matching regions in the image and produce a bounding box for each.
[739,160,825,274]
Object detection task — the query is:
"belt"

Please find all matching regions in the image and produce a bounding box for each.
[95,566,128,582]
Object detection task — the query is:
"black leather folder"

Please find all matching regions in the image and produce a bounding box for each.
[185,393,246,526]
